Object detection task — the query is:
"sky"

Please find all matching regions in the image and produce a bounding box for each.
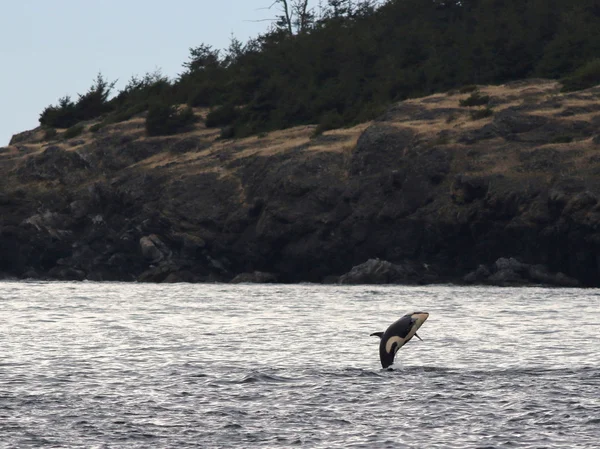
[0,0,287,146]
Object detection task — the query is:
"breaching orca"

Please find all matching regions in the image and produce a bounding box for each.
[370,312,429,368]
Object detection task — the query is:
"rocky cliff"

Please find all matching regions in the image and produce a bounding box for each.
[2,79,600,286]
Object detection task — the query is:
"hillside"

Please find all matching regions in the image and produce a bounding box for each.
[2,79,600,285]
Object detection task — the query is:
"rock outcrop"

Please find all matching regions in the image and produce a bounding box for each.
[230,271,278,284]
[464,257,580,287]
[3,79,600,286]
[337,258,440,285]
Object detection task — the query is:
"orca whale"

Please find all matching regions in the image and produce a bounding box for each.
[370,312,429,368]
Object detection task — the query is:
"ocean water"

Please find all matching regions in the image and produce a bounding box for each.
[0,282,599,448]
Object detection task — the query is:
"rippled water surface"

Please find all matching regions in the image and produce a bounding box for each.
[1,282,599,448]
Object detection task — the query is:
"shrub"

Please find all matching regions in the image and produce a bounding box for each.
[39,96,78,128]
[63,124,84,139]
[104,103,148,125]
[75,73,115,120]
[177,106,196,126]
[550,134,574,144]
[220,126,236,139]
[561,59,600,92]
[460,92,490,107]
[43,128,58,140]
[187,85,216,107]
[470,107,494,120]
[351,103,386,124]
[145,103,197,136]
[312,110,344,137]
[431,135,450,145]
[205,104,239,128]
[459,85,479,93]
[39,74,115,128]
[89,123,103,133]
[113,71,171,109]
[446,113,458,123]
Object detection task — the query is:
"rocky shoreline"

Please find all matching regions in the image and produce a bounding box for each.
[3,79,600,287]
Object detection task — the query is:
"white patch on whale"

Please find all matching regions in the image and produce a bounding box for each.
[385,336,406,354]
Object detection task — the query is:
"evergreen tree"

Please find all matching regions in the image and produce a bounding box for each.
[38,0,600,136]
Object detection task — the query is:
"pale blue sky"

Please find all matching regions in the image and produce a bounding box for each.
[0,0,287,145]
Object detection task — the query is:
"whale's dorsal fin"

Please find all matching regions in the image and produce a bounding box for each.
[370,332,384,338]
[414,333,423,341]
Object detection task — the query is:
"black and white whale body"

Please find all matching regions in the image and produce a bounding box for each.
[371,312,429,368]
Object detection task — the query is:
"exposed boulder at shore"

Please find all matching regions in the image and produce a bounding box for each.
[464,257,580,287]
[338,258,438,285]
[230,271,278,284]
[3,80,600,286]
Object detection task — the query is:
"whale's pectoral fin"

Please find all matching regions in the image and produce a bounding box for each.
[414,333,423,341]
[370,332,384,338]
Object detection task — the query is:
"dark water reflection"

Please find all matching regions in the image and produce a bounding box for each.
[1,282,599,448]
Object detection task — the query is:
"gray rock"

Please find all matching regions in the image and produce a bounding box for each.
[163,271,202,283]
[48,266,86,281]
[137,261,180,283]
[22,211,73,237]
[208,256,227,273]
[528,265,579,287]
[553,272,580,287]
[487,268,525,285]
[16,145,90,183]
[451,175,489,204]
[494,257,527,273]
[140,234,171,263]
[9,127,44,145]
[338,258,418,285]
[22,269,40,279]
[527,264,555,284]
[69,200,90,220]
[178,233,206,259]
[463,264,491,283]
[350,125,415,175]
[563,191,597,214]
[492,108,549,136]
[230,271,278,284]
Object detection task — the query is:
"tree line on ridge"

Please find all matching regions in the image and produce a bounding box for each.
[39,0,600,138]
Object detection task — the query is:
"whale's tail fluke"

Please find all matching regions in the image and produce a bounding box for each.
[370,332,384,338]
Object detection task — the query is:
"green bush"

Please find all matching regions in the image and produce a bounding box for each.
[111,103,147,123]
[145,104,197,136]
[446,113,458,123]
[112,71,171,109]
[75,73,115,120]
[312,110,344,137]
[205,105,239,128]
[550,134,573,143]
[39,74,115,128]
[43,128,58,140]
[460,92,490,107]
[63,124,84,139]
[187,85,216,107]
[470,107,494,120]
[89,123,103,133]
[39,96,78,128]
[351,103,386,124]
[219,126,236,139]
[561,59,600,92]
[459,85,479,94]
